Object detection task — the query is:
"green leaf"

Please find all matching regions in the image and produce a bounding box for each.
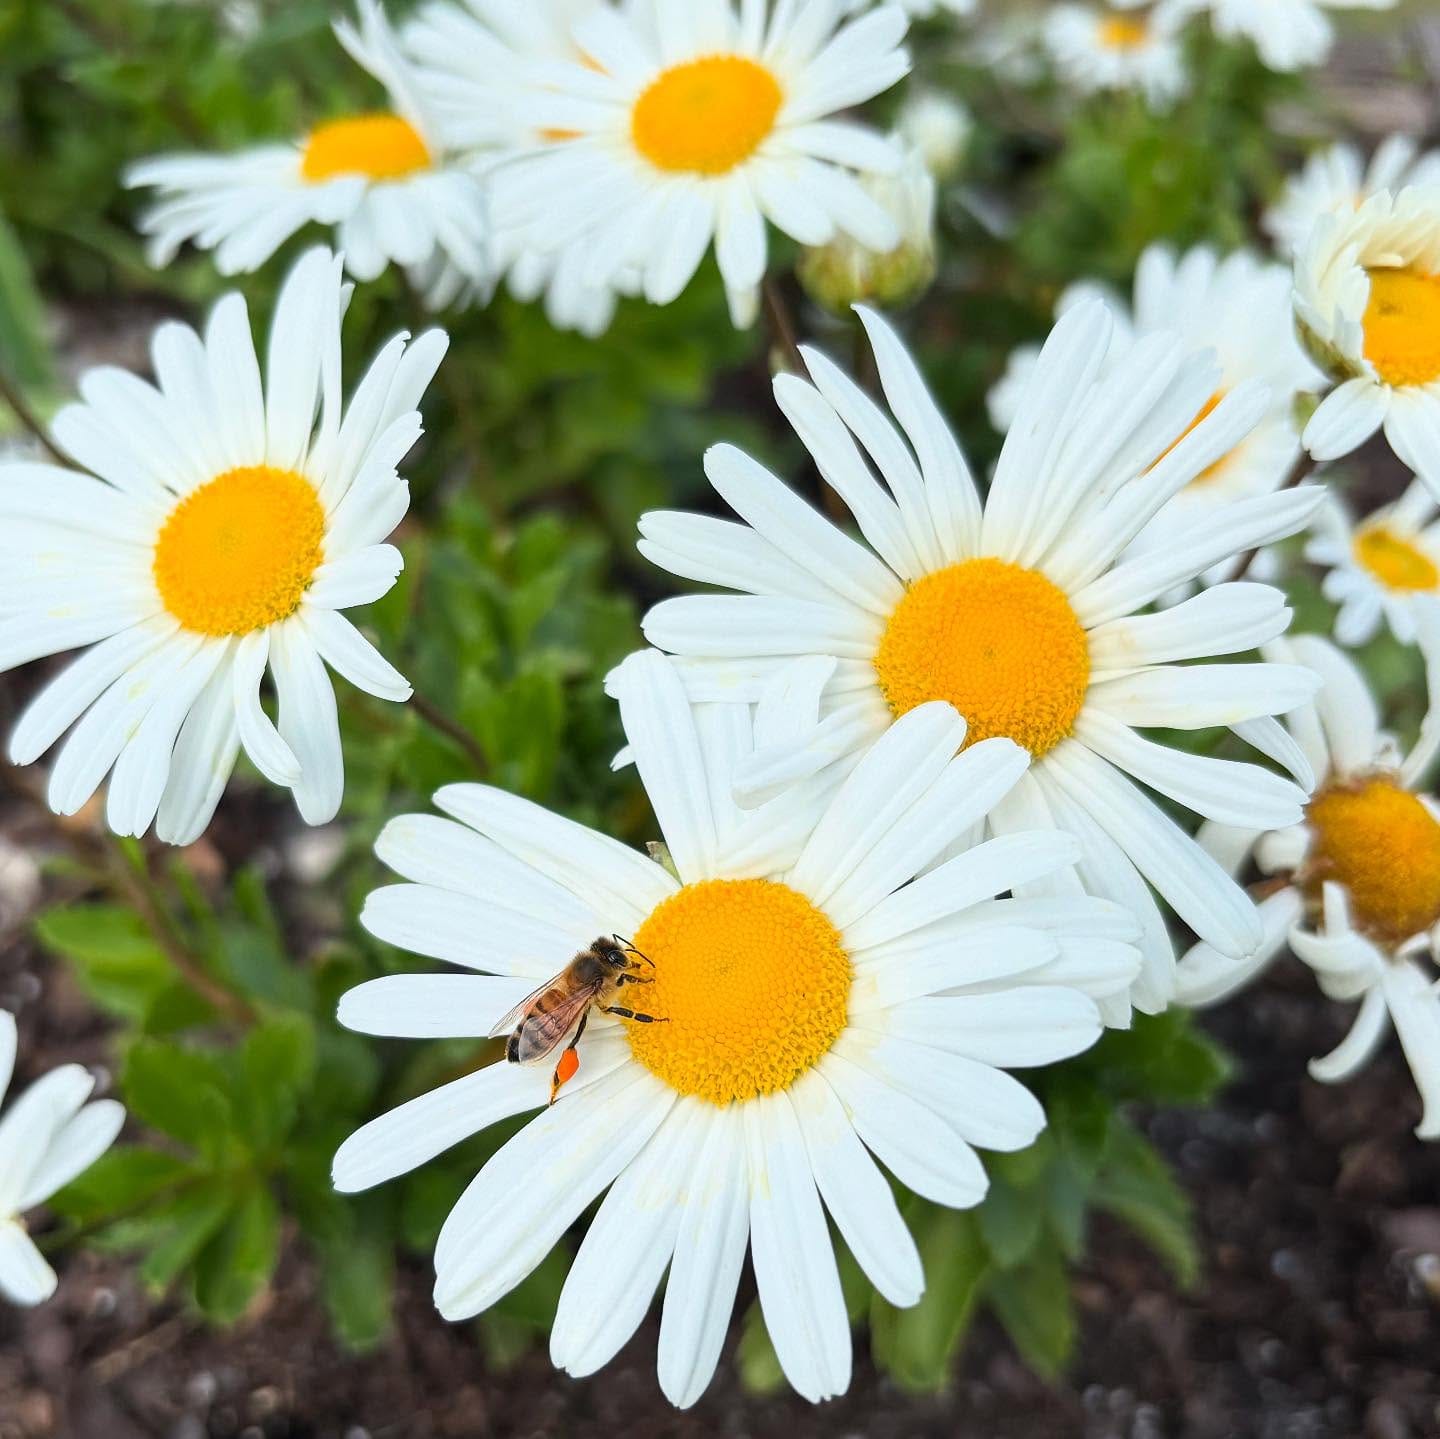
[737,1302,786,1395]
[233,1013,316,1152]
[1084,1010,1232,1106]
[137,1185,235,1294]
[0,207,51,386]
[122,1039,235,1161]
[192,1183,281,1324]
[979,1173,1047,1269]
[871,1206,988,1393]
[986,1243,1076,1379]
[48,1147,193,1224]
[1093,1118,1199,1288]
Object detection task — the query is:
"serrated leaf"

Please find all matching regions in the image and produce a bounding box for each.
[192,1182,280,1324]
[138,1185,235,1294]
[1093,1119,1199,1288]
[122,1039,235,1161]
[986,1243,1075,1379]
[49,1147,194,1224]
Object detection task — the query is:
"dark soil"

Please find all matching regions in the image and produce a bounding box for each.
[3,866,1439,1439]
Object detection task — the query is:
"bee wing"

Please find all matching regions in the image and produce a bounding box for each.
[487,978,556,1040]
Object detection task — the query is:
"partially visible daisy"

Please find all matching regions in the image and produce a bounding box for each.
[0,247,445,843]
[486,0,912,327]
[990,246,1321,590]
[400,0,638,334]
[128,0,489,295]
[1265,133,1440,259]
[1177,610,1440,1136]
[896,90,972,182]
[638,301,1325,1017]
[1307,481,1440,647]
[1296,186,1440,493]
[334,650,1137,1406]
[0,1011,125,1306]
[1161,0,1399,73]
[845,0,975,16]
[1044,4,1187,109]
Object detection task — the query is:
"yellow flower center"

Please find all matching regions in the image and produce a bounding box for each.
[1354,524,1440,592]
[1099,15,1148,48]
[631,55,783,176]
[1304,777,1440,946]
[153,466,325,636]
[301,113,432,184]
[1362,268,1440,388]
[626,878,850,1106]
[874,558,1090,758]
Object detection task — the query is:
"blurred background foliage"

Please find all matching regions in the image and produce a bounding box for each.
[0,0,1430,1399]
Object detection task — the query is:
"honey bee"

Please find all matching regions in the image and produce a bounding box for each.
[490,935,663,1104]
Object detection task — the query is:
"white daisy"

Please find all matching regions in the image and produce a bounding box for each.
[1307,481,1440,647]
[1295,185,1440,494]
[334,649,1139,1406]
[1177,610,1440,1137]
[0,247,445,843]
[845,0,975,16]
[1160,0,1399,73]
[400,0,641,335]
[1043,4,1187,109]
[1265,133,1440,260]
[990,246,1321,591]
[896,89,972,182]
[0,1011,125,1306]
[127,0,489,295]
[637,301,1326,1016]
[485,0,912,327]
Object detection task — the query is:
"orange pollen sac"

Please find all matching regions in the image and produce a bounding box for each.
[630,55,783,176]
[874,558,1091,758]
[300,113,432,183]
[1303,776,1440,946]
[152,465,325,637]
[626,878,850,1106]
[1362,267,1440,388]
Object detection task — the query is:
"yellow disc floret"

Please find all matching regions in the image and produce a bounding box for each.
[1304,777,1440,946]
[626,878,850,1106]
[631,56,783,176]
[874,558,1090,758]
[1362,268,1440,388]
[301,113,431,183]
[1099,15,1148,48]
[1354,525,1440,592]
[153,466,325,636]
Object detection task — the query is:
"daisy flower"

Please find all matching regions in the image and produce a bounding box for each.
[400,0,640,335]
[485,0,912,327]
[1295,185,1440,493]
[1177,610,1440,1136]
[638,301,1326,1016]
[1307,481,1440,647]
[1265,133,1440,259]
[0,247,445,843]
[896,90,972,182]
[1161,0,1399,73]
[990,246,1321,590]
[334,650,1139,1406]
[128,0,489,295]
[1043,4,1187,109]
[0,1011,125,1306]
[845,0,975,16]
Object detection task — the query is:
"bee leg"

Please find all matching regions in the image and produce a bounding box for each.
[602,1005,665,1023]
[549,1013,588,1106]
[615,973,654,986]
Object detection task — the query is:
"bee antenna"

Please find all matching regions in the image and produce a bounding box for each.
[614,933,654,968]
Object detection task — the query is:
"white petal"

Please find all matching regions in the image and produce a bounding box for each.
[0,1222,56,1306]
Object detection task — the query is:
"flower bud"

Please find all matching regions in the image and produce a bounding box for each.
[897,90,971,182]
[797,143,938,314]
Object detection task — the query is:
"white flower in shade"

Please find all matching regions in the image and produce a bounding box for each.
[638,301,1326,1017]
[990,246,1321,591]
[1177,611,1440,1137]
[1307,481,1440,647]
[333,650,1139,1407]
[128,0,489,296]
[1296,187,1440,494]
[1161,0,1398,73]
[1265,134,1440,259]
[1043,4,1187,108]
[0,1012,124,1306]
[485,0,912,328]
[896,90,972,182]
[400,0,642,335]
[0,248,445,843]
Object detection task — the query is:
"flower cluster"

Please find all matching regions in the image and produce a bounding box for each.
[3,0,1439,1419]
